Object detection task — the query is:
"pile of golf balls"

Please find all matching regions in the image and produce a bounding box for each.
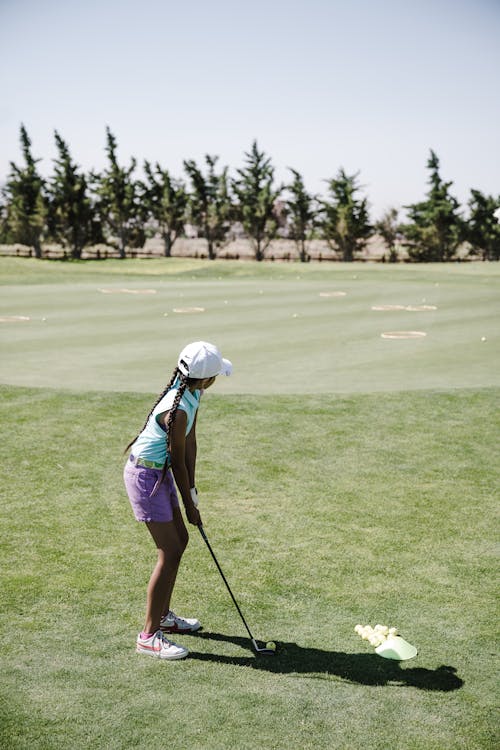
[355,624,398,647]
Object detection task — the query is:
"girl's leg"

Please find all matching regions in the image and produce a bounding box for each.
[161,506,189,617]
[143,509,188,634]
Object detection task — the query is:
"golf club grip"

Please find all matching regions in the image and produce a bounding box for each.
[197,524,254,641]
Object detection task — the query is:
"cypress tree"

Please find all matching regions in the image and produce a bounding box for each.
[286,168,316,262]
[2,124,47,257]
[466,189,500,261]
[48,132,102,259]
[232,141,282,261]
[403,150,463,262]
[93,127,144,258]
[184,155,231,259]
[320,169,371,261]
[375,207,401,262]
[141,162,187,257]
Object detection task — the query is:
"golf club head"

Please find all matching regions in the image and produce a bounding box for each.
[252,639,277,656]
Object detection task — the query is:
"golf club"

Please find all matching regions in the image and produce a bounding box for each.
[198,523,276,656]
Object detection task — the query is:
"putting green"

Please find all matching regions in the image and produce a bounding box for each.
[0,259,498,394]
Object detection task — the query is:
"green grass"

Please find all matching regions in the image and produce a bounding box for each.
[1,258,499,749]
[1,257,499,393]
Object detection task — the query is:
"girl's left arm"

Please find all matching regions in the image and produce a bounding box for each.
[168,410,200,526]
[185,413,198,489]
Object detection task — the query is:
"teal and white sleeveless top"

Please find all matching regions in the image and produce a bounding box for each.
[131,383,200,467]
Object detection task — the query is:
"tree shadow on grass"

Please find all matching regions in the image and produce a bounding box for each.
[186,631,463,692]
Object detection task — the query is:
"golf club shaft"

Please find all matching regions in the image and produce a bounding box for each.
[198,523,255,643]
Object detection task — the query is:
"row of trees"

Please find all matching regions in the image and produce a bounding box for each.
[1,125,499,261]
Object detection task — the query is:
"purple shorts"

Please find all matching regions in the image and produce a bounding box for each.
[123,456,180,522]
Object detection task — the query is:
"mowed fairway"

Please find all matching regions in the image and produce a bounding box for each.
[1,258,499,750]
[0,257,498,393]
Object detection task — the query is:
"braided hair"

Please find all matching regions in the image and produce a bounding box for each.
[125,367,196,488]
[124,366,181,454]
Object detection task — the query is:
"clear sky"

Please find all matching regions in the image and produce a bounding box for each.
[1,0,499,219]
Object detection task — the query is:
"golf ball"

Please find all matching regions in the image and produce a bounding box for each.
[266,642,276,651]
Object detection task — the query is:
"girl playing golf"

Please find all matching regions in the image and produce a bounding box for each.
[124,341,232,660]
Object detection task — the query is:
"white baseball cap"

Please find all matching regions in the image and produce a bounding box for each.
[177,341,233,379]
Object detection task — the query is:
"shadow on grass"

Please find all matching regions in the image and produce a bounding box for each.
[186,632,463,691]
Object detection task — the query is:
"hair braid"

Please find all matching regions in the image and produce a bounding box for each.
[157,372,189,486]
[164,374,188,443]
[124,367,180,454]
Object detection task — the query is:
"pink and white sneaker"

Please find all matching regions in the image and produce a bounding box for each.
[136,630,188,660]
[160,609,201,633]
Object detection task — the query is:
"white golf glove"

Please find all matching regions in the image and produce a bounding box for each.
[190,487,199,507]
